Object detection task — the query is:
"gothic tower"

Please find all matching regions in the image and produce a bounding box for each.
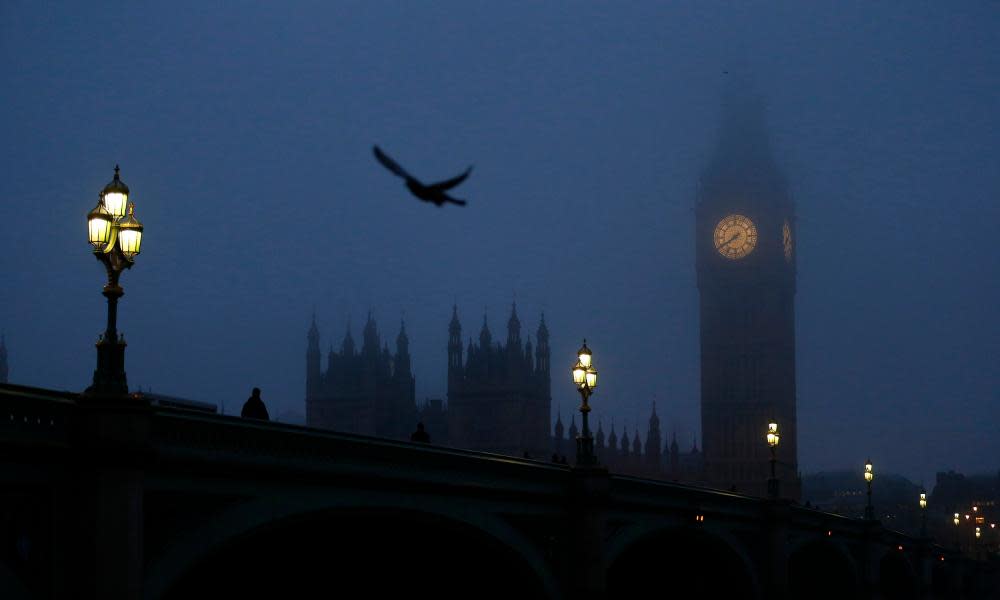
[696,86,799,499]
[553,410,564,457]
[447,304,550,458]
[535,314,550,375]
[448,305,463,380]
[305,313,416,440]
[644,403,662,474]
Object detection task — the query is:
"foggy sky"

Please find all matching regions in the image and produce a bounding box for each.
[1,2,997,488]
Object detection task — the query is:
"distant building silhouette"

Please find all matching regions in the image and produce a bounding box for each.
[644,404,662,474]
[931,470,1000,514]
[306,313,416,440]
[305,304,550,458]
[447,304,551,459]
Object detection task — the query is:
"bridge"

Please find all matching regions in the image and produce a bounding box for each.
[0,382,995,599]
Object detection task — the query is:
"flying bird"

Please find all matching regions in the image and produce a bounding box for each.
[373,145,472,207]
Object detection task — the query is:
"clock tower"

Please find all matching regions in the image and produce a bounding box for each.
[695,89,800,500]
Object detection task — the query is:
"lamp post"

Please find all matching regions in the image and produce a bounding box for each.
[765,421,780,499]
[954,513,961,552]
[863,459,874,520]
[571,340,598,466]
[85,166,144,397]
[918,491,927,537]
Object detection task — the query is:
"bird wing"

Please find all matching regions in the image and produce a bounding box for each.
[429,166,473,191]
[373,146,414,180]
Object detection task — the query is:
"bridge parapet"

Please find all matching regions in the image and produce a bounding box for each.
[0,384,996,600]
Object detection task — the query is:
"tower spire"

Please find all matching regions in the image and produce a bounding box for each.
[448,305,463,375]
[534,313,549,373]
[395,317,411,379]
[363,310,379,356]
[479,310,492,349]
[305,316,321,417]
[506,301,521,346]
[341,321,356,356]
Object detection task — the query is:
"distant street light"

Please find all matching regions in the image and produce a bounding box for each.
[85,166,144,396]
[919,491,927,537]
[765,421,780,499]
[863,459,874,520]
[571,340,598,466]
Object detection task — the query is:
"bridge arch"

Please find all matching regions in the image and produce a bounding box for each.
[145,492,560,600]
[0,560,30,600]
[606,522,761,598]
[787,538,860,599]
[877,547,917,600]
[931,557,955,598]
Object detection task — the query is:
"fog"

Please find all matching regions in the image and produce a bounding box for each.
[2,2,997,487]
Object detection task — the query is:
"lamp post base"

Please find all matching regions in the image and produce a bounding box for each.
[86,336,128,397]
[576,434,597,466]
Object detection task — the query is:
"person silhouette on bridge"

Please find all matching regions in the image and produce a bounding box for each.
[241,387,269,420]
[410,422,430,443]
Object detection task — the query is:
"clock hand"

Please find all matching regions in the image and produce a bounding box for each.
[717,232,740,249]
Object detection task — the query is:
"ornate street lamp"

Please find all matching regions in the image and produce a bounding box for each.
[571,340,598,466]
[85,166,144,396]
[765,421,780,499]
[863,459,874,520]
[919,491,927,537]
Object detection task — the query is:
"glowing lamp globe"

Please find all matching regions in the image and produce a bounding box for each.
[864,460,874,483]
[117,203,144,259]
[577,341,592,369]
[87,200,114,248]
[101,165,130,218]
[767,422,780,447]
[584,367,597,389]
[919,492,927,510]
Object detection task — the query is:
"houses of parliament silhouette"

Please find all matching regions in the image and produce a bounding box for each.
[306,304,552,459]
[304,304,705,481]
[304,89,800,498]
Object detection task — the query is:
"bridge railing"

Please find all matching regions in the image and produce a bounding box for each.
[0,383,75,451]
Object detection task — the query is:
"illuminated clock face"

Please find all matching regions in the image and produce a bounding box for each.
[714,214,757,260]
[783,220,792,261]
